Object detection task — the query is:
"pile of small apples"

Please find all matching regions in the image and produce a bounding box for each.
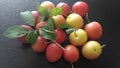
[3,0,105,67]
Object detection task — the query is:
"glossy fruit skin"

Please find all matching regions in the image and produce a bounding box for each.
[31,11,39,26]
[72,1,88,16]
[66,13,84,29]
[52,15,66,28]
[84,21,102,40]
[82,41,102,60]
[18,25,33,43]
[69,29,87,46]
[35,21,46,31]
[40,1,55,11]
[32,36,48,53]
[54,29,66,44]
[46,43,63,62]
[63,45,79,62]
[56,2,70,16]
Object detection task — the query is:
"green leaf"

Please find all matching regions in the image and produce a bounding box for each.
[26,30,38,45]
[37,6,50,22]
[39,28,56,41]
[50,8,62,16]
[58,23,73,29]
[39,16,45,22]
[66,28,74,34]
[3,25,28,38]
[44,18,55,31]
[38,18,55,41]
[20,11,35,26]
[37,6,47,16]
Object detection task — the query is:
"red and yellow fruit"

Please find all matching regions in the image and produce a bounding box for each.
[40,1,55,11]
[84,21,102,40]
[69,29,88,46]
[72,1,88,16]
[66,13,84,29]
[82,41,102,60]
[32,36,48,53]
[63,45,79,62]
[56,2,70,16]
[46,43,63,62]
[52,15,66,28]
[54,29,66,44]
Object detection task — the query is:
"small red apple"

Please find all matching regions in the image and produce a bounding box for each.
[56,2,70,16]
[63,45,79,63]
[18,25,33,43]
[32,36,48,53]
[84,21,102,40]
[31,11,39,26]
[35,21,46,31]
[54,29,66,44]
[46,43,63,62]
[72,1,88,16]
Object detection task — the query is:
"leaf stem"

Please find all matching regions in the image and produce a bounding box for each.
[86,13,90,23]
[53,41,65,51]
[42,28,54,33]
[71,62,74,68]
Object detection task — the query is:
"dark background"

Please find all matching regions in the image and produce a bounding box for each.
[0,0,120,68]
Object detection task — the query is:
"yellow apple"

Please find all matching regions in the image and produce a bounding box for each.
[69,29,87,46]
[66,13,84,29]
[82,41,102,60]
[40,1,55,11]
[52,15,66,28]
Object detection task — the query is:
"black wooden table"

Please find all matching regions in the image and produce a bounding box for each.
[0,0,120,68]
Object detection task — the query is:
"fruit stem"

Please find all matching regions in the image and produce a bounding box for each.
[86,13,90,23]
[71,62,74,68]
[101,44,107,48]
[74,29,78,37]
[45,41,53,44]
[53,41,65,51]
